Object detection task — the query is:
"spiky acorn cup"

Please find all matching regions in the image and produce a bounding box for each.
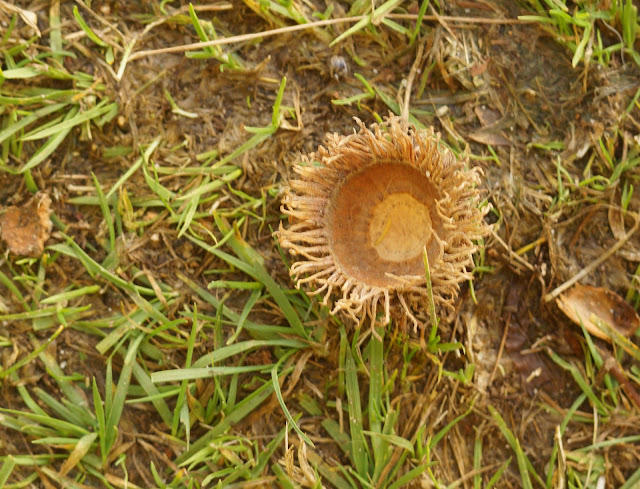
[277,116,490,330]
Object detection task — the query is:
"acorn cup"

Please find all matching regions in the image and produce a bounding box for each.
[277,116,491,331]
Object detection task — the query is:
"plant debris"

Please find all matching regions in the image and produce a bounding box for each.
[0,192,52,257]
[557,283,640,341]
[278,115,491,330]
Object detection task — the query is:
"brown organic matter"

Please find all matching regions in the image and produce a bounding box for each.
[557,283,640,341]
[278,116,491,329]
[0,192,52,257]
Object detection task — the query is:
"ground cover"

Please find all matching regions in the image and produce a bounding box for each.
[1,1,640,487]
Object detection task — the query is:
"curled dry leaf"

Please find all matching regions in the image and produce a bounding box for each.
[557,283,640,341]
[0,192,52,257]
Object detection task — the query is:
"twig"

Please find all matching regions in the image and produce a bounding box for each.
[402,41,425,123]
[129,16,366,61]
[491,230,536,273]
[488,312,510,386]
[428,4,459,42]
[597,345,640,410]
[392,14,531,24]
[128,14,532,62]
[606,361,640,410]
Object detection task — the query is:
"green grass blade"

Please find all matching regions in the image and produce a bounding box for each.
[49,240,155,296]
[271,364,314,446]
[40,285,100,305]
[91,173,115,252]
[250,420,292,478]
[387,463,433,489]
[489,406,542,489]
[105,137,160,200]
[226,288,261,345]
[330,16,370,47]
[486,457,512,489]
[152,365,268,383]
[21,101,116,141]
[369,325,386,482]
[620,465,640,489]
[175,380,274,465]
[429,403,473,450]
[547,349,609,414]
[72,6,107,47]
[0,326,65,380]
[0,102,67,144]
[191,339,306,368]
[322,418,353,459]
[212,214,308,339]
[171,308,200,439]
[0,456,16,487]
[544,393,586,487]
[20,105,79,172]
[131,362,173,428]
[104,334,145,456]
[0,409,90,437]
[33,388,93,428]
[345,345,368,477]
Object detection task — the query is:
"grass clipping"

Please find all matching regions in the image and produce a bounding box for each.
[278,116,490,330]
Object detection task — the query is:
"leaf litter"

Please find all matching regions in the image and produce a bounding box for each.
[0,192,52,257]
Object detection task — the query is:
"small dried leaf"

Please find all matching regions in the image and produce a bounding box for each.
[557,283,640,341]
[469,60,488,77]
[617,248,640,262]
[58,433,97,477]
[608,205,626,240]
[468,130,511,146]
[297,440,317,485]
[474,106,501,127]
[0,192,52,257]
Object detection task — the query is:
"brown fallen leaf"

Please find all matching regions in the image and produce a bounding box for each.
[474,105,501,127]
[557,283,640,341]
[468,130,511,146]
[608,202,626,240]
[469,59,488,77]
[0,192,52,257]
